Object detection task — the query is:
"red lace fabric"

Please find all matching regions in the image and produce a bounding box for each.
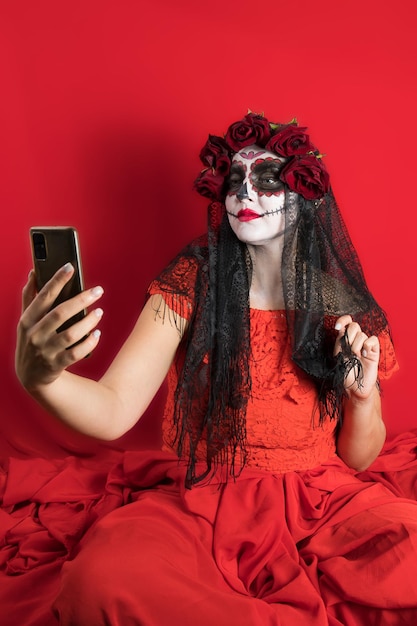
[244,309,337,471]
[148,272,398,474]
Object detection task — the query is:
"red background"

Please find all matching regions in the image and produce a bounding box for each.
[0,0,416,459]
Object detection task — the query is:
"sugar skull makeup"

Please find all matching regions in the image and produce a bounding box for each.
[225,146,287,244]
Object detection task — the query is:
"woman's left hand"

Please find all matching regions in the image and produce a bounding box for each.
[333,314,380,400]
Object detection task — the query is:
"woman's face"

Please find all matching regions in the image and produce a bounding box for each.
[225,145,287,246]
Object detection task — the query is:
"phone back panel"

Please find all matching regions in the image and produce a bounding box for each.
[30,227,85,331]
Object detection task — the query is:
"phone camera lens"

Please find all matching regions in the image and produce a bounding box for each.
[33,232,47,260]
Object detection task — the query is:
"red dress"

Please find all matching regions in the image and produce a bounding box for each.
[162,308,341,473]
[2,273,417,625]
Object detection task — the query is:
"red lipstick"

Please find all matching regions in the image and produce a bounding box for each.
[237,208,260,222]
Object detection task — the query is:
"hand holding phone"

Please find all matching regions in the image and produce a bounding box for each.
[30,226,86,332]
[16,226,102,392]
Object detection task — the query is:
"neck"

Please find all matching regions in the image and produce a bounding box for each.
[247,242,285,310]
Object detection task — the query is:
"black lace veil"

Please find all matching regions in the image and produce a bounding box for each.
[151,115,391,487]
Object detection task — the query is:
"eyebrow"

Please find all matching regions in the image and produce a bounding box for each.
[229,162,245,173]
[251,160,283,173]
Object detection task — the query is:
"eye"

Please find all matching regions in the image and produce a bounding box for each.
[253,170,283,190]
[251,160,284,191]
[259,173,280,185]
[226,167,245,191]
[226,175,243,191]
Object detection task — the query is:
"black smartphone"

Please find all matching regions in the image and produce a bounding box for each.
[30,226,86,332]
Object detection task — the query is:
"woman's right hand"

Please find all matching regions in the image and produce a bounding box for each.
[16,263,105,392]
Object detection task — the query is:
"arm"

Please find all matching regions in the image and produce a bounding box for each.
[16,265,185,440]
[334,315,386,470]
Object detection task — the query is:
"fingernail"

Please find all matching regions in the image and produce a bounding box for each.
[63,262,74,272]
[335,323,341,330]
[91,286,104,297]
[94,308,104,318]
[92,329,101,339]
[362,349,367,357]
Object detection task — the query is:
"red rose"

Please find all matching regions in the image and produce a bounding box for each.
[280,155,330,200]
[224,113,271,152]
[199,135,231,176]
[193,168,225,200]
[266,125,315,157]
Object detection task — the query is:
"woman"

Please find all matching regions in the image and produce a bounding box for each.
[13,113,417,624]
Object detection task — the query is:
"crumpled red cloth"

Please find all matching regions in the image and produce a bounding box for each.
[1,431,417,626]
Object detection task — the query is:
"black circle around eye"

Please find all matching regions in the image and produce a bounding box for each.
[227,175,244,190]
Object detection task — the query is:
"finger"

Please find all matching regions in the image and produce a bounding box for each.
[334,314,353,332]
[52,307,104,353]
[361,335,380,360]
[345,326,365,352]
[22,263,76,325]
[21,270,38,313]
[56,325,103,368]
[334,321,361,356]
[30,307,104,374]
[39,285,104,338]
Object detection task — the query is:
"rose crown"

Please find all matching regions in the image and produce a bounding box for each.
[194,113,330,201]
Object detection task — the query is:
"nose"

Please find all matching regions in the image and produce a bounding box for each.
[236,182,250,201]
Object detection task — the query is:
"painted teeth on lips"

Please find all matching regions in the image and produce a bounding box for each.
[237,208,260,222]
